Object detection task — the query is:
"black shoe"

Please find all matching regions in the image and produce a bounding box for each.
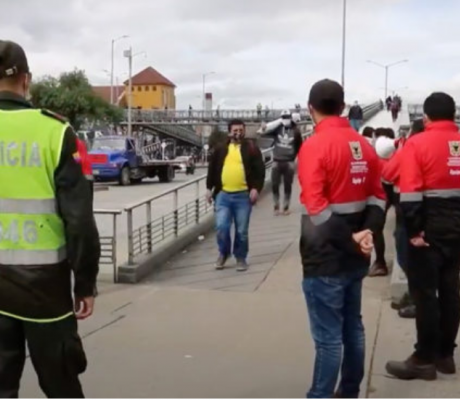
[398,305,416,319]
[236,259,249,272]
[215,255,228,270]
[436,356,456,375]
[391,292,412,310]
[386,355,437,381]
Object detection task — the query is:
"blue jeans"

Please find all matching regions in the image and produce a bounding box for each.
[394,218,409,274]
[349,119,362,131]
[302,268,367,398]
[215,191,252,260]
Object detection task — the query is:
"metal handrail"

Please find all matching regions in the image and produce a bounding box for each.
[93,209,122,283]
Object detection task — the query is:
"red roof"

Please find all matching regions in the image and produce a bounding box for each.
[92,86,125,104]
[124,66,176,87]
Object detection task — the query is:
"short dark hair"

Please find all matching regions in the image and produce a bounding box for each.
[228,119,245,131]
[374,128,387,138]
[385,128,395,139]
[423,92,456,121]
[308,79,344,116]
[362,126,374,138]
[410,118,424,135]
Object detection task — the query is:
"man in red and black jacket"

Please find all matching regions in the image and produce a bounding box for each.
[298,79,386,398]
[386,93,460,381]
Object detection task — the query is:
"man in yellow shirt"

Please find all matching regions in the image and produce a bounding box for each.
[206,120,265,271]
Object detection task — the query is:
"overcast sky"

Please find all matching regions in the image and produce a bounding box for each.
[1,0,459,109]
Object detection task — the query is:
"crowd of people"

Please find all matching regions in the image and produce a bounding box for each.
[386,95,403,121]
[205,79,460,397]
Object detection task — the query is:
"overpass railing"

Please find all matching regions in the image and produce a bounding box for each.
[123,147,275,266]
[123,108,311,124]
[408,104,460,123]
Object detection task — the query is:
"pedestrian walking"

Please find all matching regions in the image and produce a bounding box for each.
[386,93,460,381]
[348,101,364,131]
[206,119,265,271]
[0,40,100,398]
[261,109,303,215]
[298,79,386,398]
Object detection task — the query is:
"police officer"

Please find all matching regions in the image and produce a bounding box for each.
[0,40,100,397]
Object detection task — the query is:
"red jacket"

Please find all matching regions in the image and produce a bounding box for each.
[75,139,93,181]
[298,117,386,276]
[400,120,460,240]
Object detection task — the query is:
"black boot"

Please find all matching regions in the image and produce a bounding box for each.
[398,304,416,319]
[386,355,437,381]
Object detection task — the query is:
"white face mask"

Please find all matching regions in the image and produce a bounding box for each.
[281,119,291,127]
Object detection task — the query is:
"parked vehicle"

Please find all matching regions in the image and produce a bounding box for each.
[88,136,182,185]
[175,156,196,175]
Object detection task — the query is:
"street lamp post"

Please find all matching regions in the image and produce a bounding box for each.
[367,59,408,100]
[110,35,128,105]
[341,0,347,90]
[124,48,147,136]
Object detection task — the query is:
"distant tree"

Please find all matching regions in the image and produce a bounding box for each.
[30,69,123,130]
[207,128,228,149]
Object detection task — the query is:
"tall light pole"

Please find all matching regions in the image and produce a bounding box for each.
[202,71,215,110]
[367,59,408,100]
[341,0,347,90]
[111,35,129,105]
[124,48,147,136]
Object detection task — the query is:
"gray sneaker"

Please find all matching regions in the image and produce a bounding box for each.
[215,255,228,270]
[236,259,249,272]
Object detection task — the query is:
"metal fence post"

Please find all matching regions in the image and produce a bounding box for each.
[173,190,179,237]
[112,213,118,283]
[146,201,152,253]
[127,210,134,265]
[195,180,200,224]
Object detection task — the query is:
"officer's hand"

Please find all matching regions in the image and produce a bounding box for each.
[75,296,95,320]
[410,232,429,248]
[352,230,373,256]
[206,189,213,204]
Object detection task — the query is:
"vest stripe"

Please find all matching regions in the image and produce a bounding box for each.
[400,192,423,202]
[0,198,57,214]
[0,309,73,324]
[367,196,386,210]
[424,189,460,198]
[0,246,67,265]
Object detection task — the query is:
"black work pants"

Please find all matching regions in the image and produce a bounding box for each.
[0,315,86,398]
[407,243,460,363]
[271,161,295,211]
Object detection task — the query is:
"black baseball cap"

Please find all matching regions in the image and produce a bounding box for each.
[0,40,29,80]
[308,79,345,115]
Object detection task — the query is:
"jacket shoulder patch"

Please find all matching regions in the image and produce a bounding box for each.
[41,109,68,124]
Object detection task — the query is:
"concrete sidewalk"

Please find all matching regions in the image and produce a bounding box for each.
[19,180,459,398]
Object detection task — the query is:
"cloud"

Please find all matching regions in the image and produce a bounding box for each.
[1,0,459,109]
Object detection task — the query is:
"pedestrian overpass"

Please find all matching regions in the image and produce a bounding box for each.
[120,102,383,147]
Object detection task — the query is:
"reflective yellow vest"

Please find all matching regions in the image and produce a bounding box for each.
[0,109,67,266]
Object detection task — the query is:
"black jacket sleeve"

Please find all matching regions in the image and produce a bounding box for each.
[251,145,265,193]
[206,148,219,191]
[55,127,100,298]
[294,128,303,158]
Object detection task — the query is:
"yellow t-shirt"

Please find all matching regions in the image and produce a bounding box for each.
[221,143,248,192]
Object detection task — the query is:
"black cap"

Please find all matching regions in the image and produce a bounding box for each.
[308,79,344,115]
[0,40,29,79]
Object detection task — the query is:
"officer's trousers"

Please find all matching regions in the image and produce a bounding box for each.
[0,314,86,398]
[408,242,460,363]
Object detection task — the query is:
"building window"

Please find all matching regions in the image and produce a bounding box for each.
[153,86,157,91]
[138,86,142,92]
[145,86,150,91]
